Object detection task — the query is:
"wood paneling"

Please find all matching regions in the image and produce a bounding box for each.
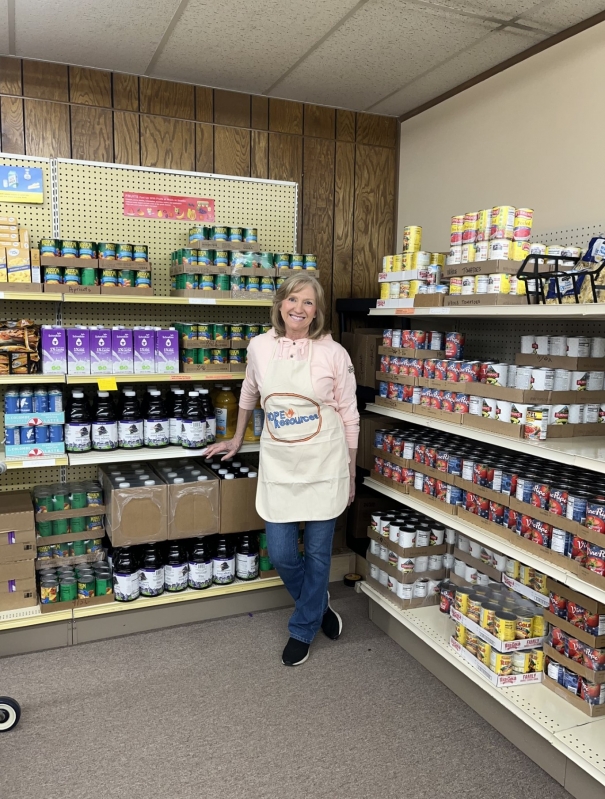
[302,137,335,318]
[304,105,335,139]
[0,97,25,154]
[251,95,268,130]
[353,144,396,297]
[22,61,68,102]
[140,77,194,120]
[114,111,140,165]
[214,126,250,177]
[269,132,303,248]
[251,130,268,179]
[0,57,21,95]
[356,112,397,148]
[24,100,70,157]
[332,141,355,335]
[196,87,213,123]
[140,116,195,171]
[71,105,113,162]
[113,74,139,111]
[195,123,214,173]
[336,109,355,142]
[214,90,250,128]
[269,98,303,135]
[69,67,111,107]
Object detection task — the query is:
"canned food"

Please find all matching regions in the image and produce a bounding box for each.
[39,238,59,256]
[78,241,96,259]
[97,242,116,260]
[490,650,513,675]
[490,206,515,240]
[495,611,517,641]
[60,240,78,258]
[513,208,534,241]
[132,244,148,262]
[402,226,422,253]
[189,226,211,243]
[304,254,317,271]
[450,215,464,247]
[118,269,134,287]
[244,228,258,243]
[212,226,229,241]
[100,269,118,286]
[116,243,133,260]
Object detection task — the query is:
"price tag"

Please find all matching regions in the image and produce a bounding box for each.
[24,458,55,468]
[394,308,414,315]
[0,292,4,299]
[170,374,191,380]
[189,298,216,304]
[429,307,450,314]
[98,378,118,390]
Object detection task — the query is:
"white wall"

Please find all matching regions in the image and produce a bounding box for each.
[397,22,605,253]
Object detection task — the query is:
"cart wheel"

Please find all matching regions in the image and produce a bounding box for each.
[0,697,21,732]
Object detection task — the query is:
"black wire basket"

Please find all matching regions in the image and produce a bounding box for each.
[516,254,605,305]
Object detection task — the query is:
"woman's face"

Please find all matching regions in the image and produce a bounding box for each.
[280,284,317,337]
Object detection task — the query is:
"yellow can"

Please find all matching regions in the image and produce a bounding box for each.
[476,209,492,241]
[508,276,526,296]
[513,208,534,241]
[519,564,533,587]
[402,225,422,253]
[490,650,513,675]
[380,282,390,299]
[476,639,492,666]
[495,611,517,642]
[530,649,545,673]
[531,612,547,638]
[462,211,479,244]
[399,281,410,299]
[449,277,463,295]
[450,215,464,247]
[511,240,530,261]
[461,243,476,263]
[467,594,483,624]
[412,251,431,269]
[454,586,473,615]
[454,622,467,646]
[466,632,479,657]
[505,558,520,580]
[403,252,415,270]
[487,273,511,294]
[491,206,515,240]
[480,601,499,633]
[392,254,404,271]
[409,279,425,299]
[383,255,394,272]
[515,612,534,640]
[531,571,548,595]
[512,651,531,674]
[430,252,445,266]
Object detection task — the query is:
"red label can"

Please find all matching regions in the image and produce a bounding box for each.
[425,447,437,468]
[430,389,443,409]
[507,508,519,530]
[445,332,465,358]
[476,496,489,518]
[374,457,384,474]
[420,388,431,406]
[401,468,415,485]
[479,361,496,383]
[399,358,410,376]
[459,361,480,382]
[402,384,414,402]
[383,432,394,452]
[392,436,403,457]
[409,358,423,377]
[391,464,402,483]
[414,444,426,464]
[410,330,427,350]
[489,501,505,525]
[548,488,568,516]
[531,482,550,509]
[388,356,399,374]
[585,501,605,534]
[464,492,477,513]
[387,382,398,400]
[423,359,437,379]
[435,359,448,381]
[454,393,469,413]
[383,461,393,479]
[587,544,605,576]
[380,355,390,373]
[435,480,448,501]
[530,518,553,547]
[401,330,412,349]
[423,475,436,495]
[446,361,462,382]
[442,391,456,412]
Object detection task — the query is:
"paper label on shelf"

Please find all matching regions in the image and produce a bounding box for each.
[170,374,191,380]
[189,298,216,304]
[98,378,118,391]
[429,308,450,314]
[0,292,4,299]
[395,308,414,315]
[22,458,56,468]
[502,573,550,608]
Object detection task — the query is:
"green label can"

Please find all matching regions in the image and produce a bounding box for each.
[176,273,198,290]
[260,324,272,334]
[77,576,95,598]
[53,541,70,557]
[212,226,228,241]
[256,252,273,269]
[34,492,54,513]
[246,276,260,292]
[59,577,78,602]
[230,323,244,339]
[197,250,212,266]
[259,531,268,549]
[51,519,69,536]
[36,519,53,537]
[214,273,230,291]
[69,489,87,509]
[86,517,103,533]
[116,243,133,260]
[260,276,274,293]
[70,539,87,556]
[229,349,244,363]
[133,244,148,261]
[44,266,63,284]
[290,254,304,269]
[180,323,197,340]
[63,268,81,285]
[195,348,210,365]
[37,545,55,560]
[197,324,212,340]
[177,248,197,265]
[95,575,112,596]
[181,350,194,366]
[86,537,103,551]
[39,238,59,256]
[212,323,229,340]
[101,269,118,286]
[230,251,253,268]
[228,227,243,242]
[244,228,258,243]
[78,241,97,258]
[52,492,70,512]
[70,517,87,534]
[260,556,273,571]
[200,274,214,290]
[230,274,244,291]
[274,253,290,268]
[210,349,226,364]
[60,240,78,258]
[41,579,60,603]
[171,274,177,291]
[118,270,135,287]
[244,324,260,339]
[135,270,151,288]
[189,226,210,243]
[86,488,102,506]
[98,242,117,259]
[81,267,97,286]
[214,251,229,267]
[304,253,318,270]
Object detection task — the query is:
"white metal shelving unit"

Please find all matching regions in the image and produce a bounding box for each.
[369,305,605,319]
[360,583,605,791]
[67,442,260,467]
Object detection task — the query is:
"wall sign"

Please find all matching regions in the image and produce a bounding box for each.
[0,166,44,203]
[123,191,215,221]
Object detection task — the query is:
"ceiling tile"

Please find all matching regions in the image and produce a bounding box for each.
[519,0,605,30]
[372,26,545,115]
[414,0,548,22]
[151,0,360,94]
[272,0,498,110]
[13,0,183,73]
[0,0,9,53]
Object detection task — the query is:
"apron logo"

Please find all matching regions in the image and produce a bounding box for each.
[266,408,319,428]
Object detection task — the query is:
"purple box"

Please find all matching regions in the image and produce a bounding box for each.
[90,327,112,376]
[67,327,90,375]
[41,326,67,375]
[134,328,155,375]
[112,328,134,375]
[155,328,179,374]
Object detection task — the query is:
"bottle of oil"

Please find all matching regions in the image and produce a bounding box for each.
[214,385,237,439]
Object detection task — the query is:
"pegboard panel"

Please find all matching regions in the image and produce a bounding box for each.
[532,223,605,250]
[61,300,270,328]
[57,160,297,296]
[0,465,63,492]
[0,154,53,243]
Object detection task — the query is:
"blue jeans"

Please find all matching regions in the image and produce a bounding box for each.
[265,518,336,644]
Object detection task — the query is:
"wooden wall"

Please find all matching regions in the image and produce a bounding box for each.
[0,57,398,334]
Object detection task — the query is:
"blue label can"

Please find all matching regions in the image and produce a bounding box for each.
[21,425,35,444]
[49,424,64,443]
[34,390,49,413]
[379,381,388,398]
[19,390,33,413]
[446,485,463,506]
[4,426,19,445]
[4,389,19,414]
[48,388,63,413]
[515,477,533,503]
[447,454,462,476]
[35,425,50,444]
[566,493,588,523]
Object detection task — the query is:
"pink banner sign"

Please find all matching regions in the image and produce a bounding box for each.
[123,192,215,222]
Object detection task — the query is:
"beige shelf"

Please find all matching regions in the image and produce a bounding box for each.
[368,304,605,319]
[63,294,273,306]
[65,373,244,384]
[0,374,64,384]
[0,290,59,302]
[3,452,69,469]
[67,441,260,466]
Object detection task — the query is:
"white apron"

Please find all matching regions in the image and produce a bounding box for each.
[256,338,350,523]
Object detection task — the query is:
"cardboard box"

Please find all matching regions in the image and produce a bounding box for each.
[376,371,417,387]
[443,258,520,279]
[543,674,605,717]
[413,405,464,425]
[378,345,445,359]
[501,573,549,607]
[367,525,447,559]
[450,607,544,652]
[0,216,18,225]
[358,413,399,471]
[450,636,543,686]
[0,246,6,281]
[0,491,36,563]
[39,593,114,614]
[6,246,31,282]
[366,550,446,583]
[19,229,30,249]
[462,414,524,439]
[218,471,265,534]
[444,294,528,308]
[543,643,605,684]
[367,574,440,609]
[515,354,605,370]
[0,559,36,611]
[414,294,445,307]
[545,577,605,640]
[453,546,503,583]
[100,467,168,546]
[44,284,101,295]
[164,465,220,539]
[408,486,458,514]
[352,329,383,388]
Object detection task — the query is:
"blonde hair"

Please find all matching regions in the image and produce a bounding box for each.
[271,273,326,340]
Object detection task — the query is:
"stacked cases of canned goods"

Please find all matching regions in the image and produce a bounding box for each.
[175,321,271,367]
[448,206,534,264]
[38,558,111,604]
[4,385,64,448]
[40,239,151,289]
[380,224,448,299]
[34,480,103,538]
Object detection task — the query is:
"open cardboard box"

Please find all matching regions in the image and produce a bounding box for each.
[101,286,153,296]
[371,446,411,469]
[543,674,605,717]
[545,577,605,644]
[370,470,411,495]
[186,239,256,251]
[171,264,231,275]
[376,371,417,386]
[367,526,447,559]
[163,464,220,540]
[181,339,230,349]
[367,574,440,610]
[0,282,44,294]
[462,415,524,439]
[543,643,605,684]
[450,606,545,652]
[453,474,511,507]
[453,546,503,583]
[0,559,36,611]
[443,258,522,279]
[414,294,445,307]
[515,354,605,370]
[444,295,528,308]
[44,284,101,295]
[413,406,464,425]
[378,345,445,359]
[39,593,114,614]
[0,491,36,564]
[366,550,445,584]
[408,486,458,515]
[35,550,106,569]
[501,573,549,607]
[449,636,544,687]
[171,289,231,299]
[100,467,168,546]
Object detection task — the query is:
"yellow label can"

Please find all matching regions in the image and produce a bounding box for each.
[399,281,410,299]
[380,282,390,299]
[449,277,463,295]
[409,279,425,299]
[402,225,422,253]
[480,602,499,633]
[490,650,513,675]
[531,612,547,638]
[383,255,394,272]
[476,639,492,666]
[403,252,415,270]
[515,612,534,640]
[392,254,403,271]
[454,622,467,646]
[454,587,472,615]
[430,252,445,266]
[530,649,545,673]
[465,632,479,657]
[495,611,517,641]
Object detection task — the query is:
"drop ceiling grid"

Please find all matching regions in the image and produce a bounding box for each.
[56,161,297,298]
[519,0,605,30]
[0,155,53,246]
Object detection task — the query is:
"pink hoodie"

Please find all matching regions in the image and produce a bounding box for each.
[239,329,360,449]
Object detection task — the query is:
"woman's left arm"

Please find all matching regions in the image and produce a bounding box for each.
[332,345,360,505]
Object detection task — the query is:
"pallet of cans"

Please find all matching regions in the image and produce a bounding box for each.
[37,557,113,612]
[175,322,270,372]
[34,481,104,541]
[4,385,65,459]
[40,239,152,295]
[188,225,258,250]
[448,206,534,266]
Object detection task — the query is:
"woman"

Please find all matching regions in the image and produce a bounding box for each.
[204,273,359,666]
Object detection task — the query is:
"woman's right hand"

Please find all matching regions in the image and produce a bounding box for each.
[202,436,243,461]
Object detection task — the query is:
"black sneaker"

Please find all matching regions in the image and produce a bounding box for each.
[282,637,310,666]
[321,601,343,640]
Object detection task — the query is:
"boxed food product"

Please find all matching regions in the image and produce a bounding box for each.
[99,466,168,546]
[41,326,67,374]
[0,491,36,564]
[0,559,36,611]
[161,465,220,539]
[6,247,31,282]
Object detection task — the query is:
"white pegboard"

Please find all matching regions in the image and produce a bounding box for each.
[533,223,605,250]
[0,154,53,244]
